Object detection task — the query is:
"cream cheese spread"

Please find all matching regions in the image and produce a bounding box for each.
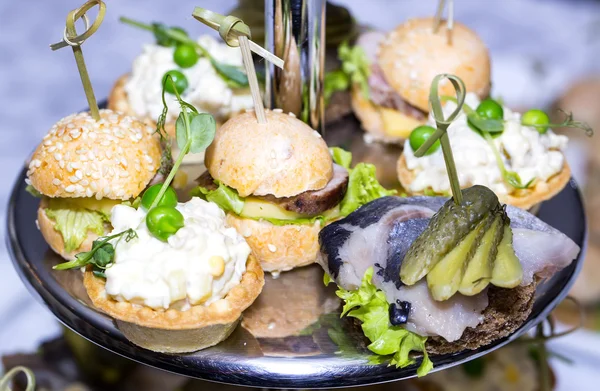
[125,35,254,123]
[104,197,251,310]
[404,93,568,195]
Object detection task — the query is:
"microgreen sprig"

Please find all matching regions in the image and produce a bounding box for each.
[149,76,216,210]
[119,17,249,88]
[53,229,137,276]
[532,109,594,136]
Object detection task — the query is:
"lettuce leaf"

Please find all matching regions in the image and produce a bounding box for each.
[45,199,108,253]
[339,163,397,216]
[191,181,244,215]
[336,268,433,376]
[25,185,43,198]
[330,147,353,169]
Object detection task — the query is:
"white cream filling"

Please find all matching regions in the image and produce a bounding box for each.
[124,35,254,123]
[104,198,250,310]
[404,93,568,195]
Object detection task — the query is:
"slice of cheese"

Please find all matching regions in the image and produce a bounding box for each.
[379,107,424,139]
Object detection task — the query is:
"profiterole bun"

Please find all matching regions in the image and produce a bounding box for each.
[27,110,161,200]
[205,110,333,198]
[378,17,491,112]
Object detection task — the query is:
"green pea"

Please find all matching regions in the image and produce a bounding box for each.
[146,206,184,241]
[141,184,178,210]
[174,44,199,68]
[409,125,440,155]
[476,98,504,120]
[162,70,188,95]
[522,109,550,134]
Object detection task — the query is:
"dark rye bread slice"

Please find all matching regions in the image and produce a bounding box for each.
[426,282,537,355]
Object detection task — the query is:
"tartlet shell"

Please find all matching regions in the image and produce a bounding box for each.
[83,254,264,353]
[396,154,572,210]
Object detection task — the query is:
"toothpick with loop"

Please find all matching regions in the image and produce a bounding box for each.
[414,74,466,205]
[192,8,284,124]
[50,0,106,121]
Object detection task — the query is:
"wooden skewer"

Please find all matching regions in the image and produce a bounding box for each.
[433,0,454,46]
[50,0,106,121]
[239,36,267,124]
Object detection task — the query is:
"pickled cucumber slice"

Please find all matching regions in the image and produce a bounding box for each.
[491,224,523,288]
[459,213,505,296]
[427,216,491,301]
[401,185,499,285]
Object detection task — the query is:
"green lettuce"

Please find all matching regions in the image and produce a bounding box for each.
[45,199,109,253]
[339,163,397,216]
[335,268,433,376]
[25,185,43,198]
[330,147,352,169]
[191,181,244,215]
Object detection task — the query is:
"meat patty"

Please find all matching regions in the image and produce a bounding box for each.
[368,64,427,120]
[197,164,349,216]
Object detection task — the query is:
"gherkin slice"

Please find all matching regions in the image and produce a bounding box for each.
[427,216,491,301]
[491,224,523,288]
[459,213,505,296]
[401,185,499,285]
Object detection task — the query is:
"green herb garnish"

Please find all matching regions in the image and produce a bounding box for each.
[120,17,249,88]
[336,268,433,376]
[323,41,370,105]
[53,229,137,273]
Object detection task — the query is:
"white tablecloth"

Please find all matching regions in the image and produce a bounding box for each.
[1,0,599,389]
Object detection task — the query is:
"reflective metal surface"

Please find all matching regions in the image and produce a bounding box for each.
[264,0,326,133]
[6,115,586,389]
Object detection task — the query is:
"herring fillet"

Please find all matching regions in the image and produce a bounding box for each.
[318,195,580,342]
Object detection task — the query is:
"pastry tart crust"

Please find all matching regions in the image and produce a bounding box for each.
[84,254,264,352]
[397,154,572,210]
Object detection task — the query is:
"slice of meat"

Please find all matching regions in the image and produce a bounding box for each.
[368,64,427,120]
[196,164,349,216]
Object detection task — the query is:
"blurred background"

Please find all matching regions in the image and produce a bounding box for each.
[1,0,600,390]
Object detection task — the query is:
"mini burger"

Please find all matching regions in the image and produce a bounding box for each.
[26,110,166,260]
[194,109,394,274]
[349,18,490,143]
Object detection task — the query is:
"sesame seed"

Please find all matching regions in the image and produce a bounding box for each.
[75,170,83,179]
[56,142,63,150]
[267,244,277,252]
[71,162,81,169]
[75,184,84,193]
[65,152,71,160]
[92,172,100,179]
[43,140,52,146]
[273,108,283,113]
[62,135,72,143]
[90,181,98,191]
[70,130,81,139]
[116,189,125,197]
[101,140,110,147]
[88,151,95,160]
[52,179,61,186]
[47,146,56,153]
[288,112,296,117]
[53,153,62,161]
[103,186,110,195]
[134,163,141,172]
[120,171,130,178]
[84,169,91,177]
[66,163,74,173]
[59,161,65,169]
[69,176,79,183]
[25,178,32,185]
[85,188,93,197]
[65,185,76,193]
[106,150,113,159]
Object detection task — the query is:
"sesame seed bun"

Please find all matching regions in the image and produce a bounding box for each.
[37,198,105,260]
[27,110,162,200]
[205,110,333,198]
[225,214,321,273]
[378,18,491,112]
